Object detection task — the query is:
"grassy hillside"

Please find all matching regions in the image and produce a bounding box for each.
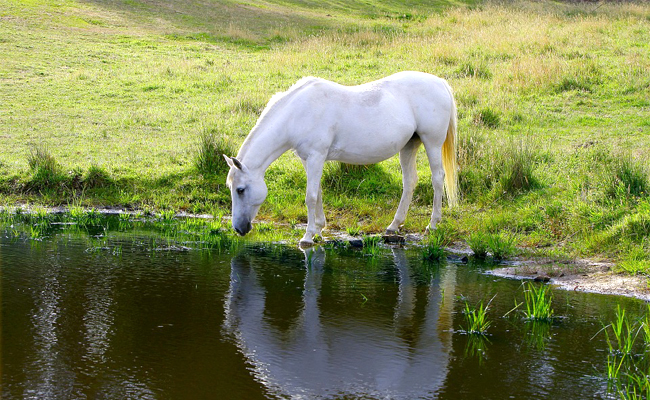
[1,0,649,267]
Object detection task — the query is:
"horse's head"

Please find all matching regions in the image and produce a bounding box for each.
[224,155,268,236]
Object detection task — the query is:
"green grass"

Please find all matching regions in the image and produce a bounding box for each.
[467,231,489,259]
[0,0,649,268]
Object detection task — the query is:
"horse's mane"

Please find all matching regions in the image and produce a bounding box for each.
[237,76,322,159]
[257,76,321,122]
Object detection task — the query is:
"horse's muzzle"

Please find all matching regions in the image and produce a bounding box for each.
[234,221,252,236]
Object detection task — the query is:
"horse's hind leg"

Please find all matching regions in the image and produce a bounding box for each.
[386,136,421,234]
[421,139,445,232]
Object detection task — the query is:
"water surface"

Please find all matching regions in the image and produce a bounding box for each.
[1,228,645,399]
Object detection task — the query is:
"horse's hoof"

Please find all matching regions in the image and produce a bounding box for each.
[299,240,315,248]
[382,234,405,244]
[385,229,398,235]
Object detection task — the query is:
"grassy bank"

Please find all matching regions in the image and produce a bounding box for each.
[1,0,649,269]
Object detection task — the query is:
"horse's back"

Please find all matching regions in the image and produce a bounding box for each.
[284,72,453,163]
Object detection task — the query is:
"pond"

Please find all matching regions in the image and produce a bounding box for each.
[1,218,647,399]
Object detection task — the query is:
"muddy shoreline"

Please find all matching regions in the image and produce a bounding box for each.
[486,259,650,302]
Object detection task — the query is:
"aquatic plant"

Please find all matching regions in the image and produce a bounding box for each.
[601,305,650,399]
[522,282,554,321]
[159,209,176,222]
[464,334,490,364]
[68,205,89,225]
[462,297,493,335]
[524,320,551,352]
[362,235,382,258]
[29,225,43,240]
[346,226,361,236]
[421,232,445,262]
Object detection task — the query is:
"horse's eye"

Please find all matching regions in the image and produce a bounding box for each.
[236,187,245,195]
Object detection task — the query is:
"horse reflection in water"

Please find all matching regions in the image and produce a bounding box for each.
[223,248,456,399]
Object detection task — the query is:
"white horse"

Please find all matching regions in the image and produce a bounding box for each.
[224,71,458,245]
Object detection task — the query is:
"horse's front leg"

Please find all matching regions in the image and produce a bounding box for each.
[300,158,326,233]
[300,155,326,246]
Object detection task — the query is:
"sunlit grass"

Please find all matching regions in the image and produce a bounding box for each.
[0,0,648,263]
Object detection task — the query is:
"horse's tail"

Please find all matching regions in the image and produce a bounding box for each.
[441,80,459,207]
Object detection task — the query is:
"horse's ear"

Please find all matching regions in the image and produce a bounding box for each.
[223,154,235,169]
[223,155,244,171]
[231,157,244,171]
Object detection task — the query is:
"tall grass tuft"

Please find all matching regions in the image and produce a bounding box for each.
[83,165,113,189]
[25,144,69,192]
[473,108,500,128]
[497,139,541,195]
[195,129,237,176]
[27,145,59,173]
[487,232,516,260]
[467,231,489,259]
[605,155,649,201]
[455,61,492,80]
[459,134,542,201]
[578,148,649,205]
[322,162,396,196]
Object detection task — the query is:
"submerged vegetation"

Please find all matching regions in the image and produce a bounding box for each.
[0,0,649,269]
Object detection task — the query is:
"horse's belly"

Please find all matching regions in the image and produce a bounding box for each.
[327,130,413,164]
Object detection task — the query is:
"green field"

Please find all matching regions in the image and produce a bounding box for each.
[1,0,649,268]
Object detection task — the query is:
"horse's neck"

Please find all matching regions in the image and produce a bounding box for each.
[237,124,290,175]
